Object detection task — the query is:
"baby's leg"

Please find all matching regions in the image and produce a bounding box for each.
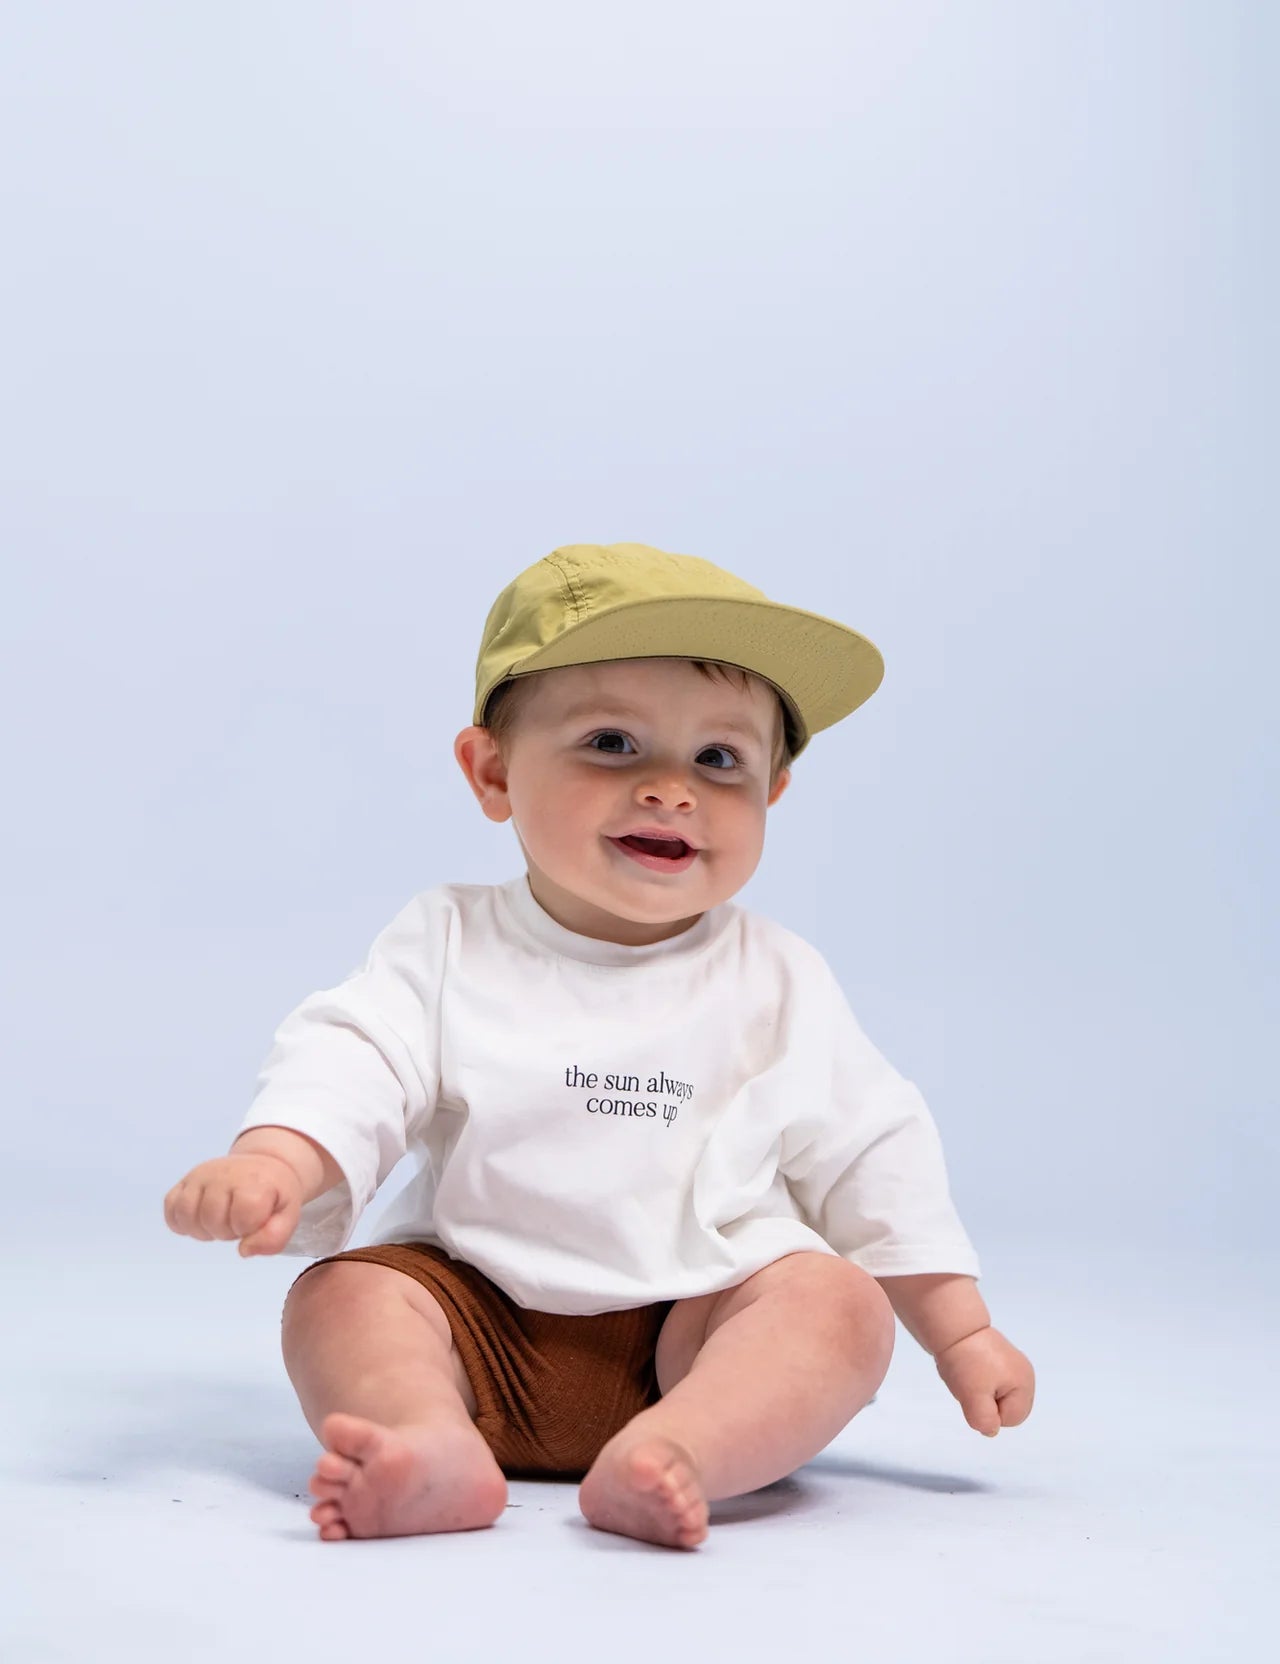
[579,1251,894,1549]
[282,1260,507,1539]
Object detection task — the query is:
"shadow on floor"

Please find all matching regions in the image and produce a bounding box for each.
[804,1451,990,1494]
[21,1368,991,1515]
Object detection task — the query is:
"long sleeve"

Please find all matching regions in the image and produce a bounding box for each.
[236,895,445,1258]
[779,966,981,1280]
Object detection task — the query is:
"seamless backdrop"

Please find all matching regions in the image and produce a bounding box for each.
[2,7,1277,1661]
[1,3,1273,1337]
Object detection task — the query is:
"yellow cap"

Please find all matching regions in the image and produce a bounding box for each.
[473,542,885,760]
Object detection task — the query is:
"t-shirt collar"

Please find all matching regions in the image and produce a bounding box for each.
[499,871,730,968]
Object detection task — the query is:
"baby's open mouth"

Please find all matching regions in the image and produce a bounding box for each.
[616,834,693,858]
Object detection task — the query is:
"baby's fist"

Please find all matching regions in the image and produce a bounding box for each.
[163,1153,303,1257]
[934,1326,1035,1436]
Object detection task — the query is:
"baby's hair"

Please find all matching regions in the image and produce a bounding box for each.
[483,659,796,786]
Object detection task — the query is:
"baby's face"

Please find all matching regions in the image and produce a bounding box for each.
[457,657,791,945]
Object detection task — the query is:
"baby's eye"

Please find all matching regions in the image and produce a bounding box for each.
[586,732,741,770]
[588,730,635,755]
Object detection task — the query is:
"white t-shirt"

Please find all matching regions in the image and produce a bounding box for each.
[237,873,980,1315]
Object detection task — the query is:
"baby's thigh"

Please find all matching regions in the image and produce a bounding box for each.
[653,1288,719,1396]
[653,1253,894,1396]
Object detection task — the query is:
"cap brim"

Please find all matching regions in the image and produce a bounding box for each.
[478,594,884,758]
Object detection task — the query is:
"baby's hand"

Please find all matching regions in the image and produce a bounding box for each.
[163,1153,303,1258]
[934,1326,1036,1436]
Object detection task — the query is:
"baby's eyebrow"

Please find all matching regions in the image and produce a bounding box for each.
[556,700,765,745]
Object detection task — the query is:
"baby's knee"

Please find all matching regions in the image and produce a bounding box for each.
[279,1259,375,1347]
[779,1253,897,1373]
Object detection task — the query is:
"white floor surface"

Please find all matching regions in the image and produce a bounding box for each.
[3,1228,1275,1664]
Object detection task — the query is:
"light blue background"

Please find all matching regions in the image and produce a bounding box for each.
[0,8,1275,1657]
[4,1,1272,1257]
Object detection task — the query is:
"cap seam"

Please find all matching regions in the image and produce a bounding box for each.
[544,553,587,625]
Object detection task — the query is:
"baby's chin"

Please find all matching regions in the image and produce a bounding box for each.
[531,866,712,942]
[583,879,706,923]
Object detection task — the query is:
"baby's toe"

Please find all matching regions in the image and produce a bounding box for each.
[652,1456,707,1544]
[315,1450,358,1483]
[310,1498,347,1536]
[322,1410,385,1463]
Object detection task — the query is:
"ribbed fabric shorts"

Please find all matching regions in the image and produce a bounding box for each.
[290,1241,674,1480]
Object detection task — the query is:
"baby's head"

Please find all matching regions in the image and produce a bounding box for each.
[455,655,797,945]
[454,541,884,946]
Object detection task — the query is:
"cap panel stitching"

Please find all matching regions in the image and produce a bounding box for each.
[544,554,586,624]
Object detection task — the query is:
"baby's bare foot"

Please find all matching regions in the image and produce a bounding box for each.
[306,1411,507,1540]
[579,1434,709,1550]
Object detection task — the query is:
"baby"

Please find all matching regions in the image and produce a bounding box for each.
[164,541,1035,1551]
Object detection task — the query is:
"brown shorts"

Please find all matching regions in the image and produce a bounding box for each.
[290,1241,674,1481]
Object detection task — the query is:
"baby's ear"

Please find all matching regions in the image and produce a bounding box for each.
[767,767,792,807]
[453,727,512,822]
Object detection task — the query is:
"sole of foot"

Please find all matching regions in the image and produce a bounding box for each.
[306,1410,507,1539]
[578,1435,709,1550]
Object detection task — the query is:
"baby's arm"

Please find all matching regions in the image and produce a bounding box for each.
[878,1272,1036,1435]
[164,1126,344,1258]
[780,962,1036,1432]
[876,1270,990,1355]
